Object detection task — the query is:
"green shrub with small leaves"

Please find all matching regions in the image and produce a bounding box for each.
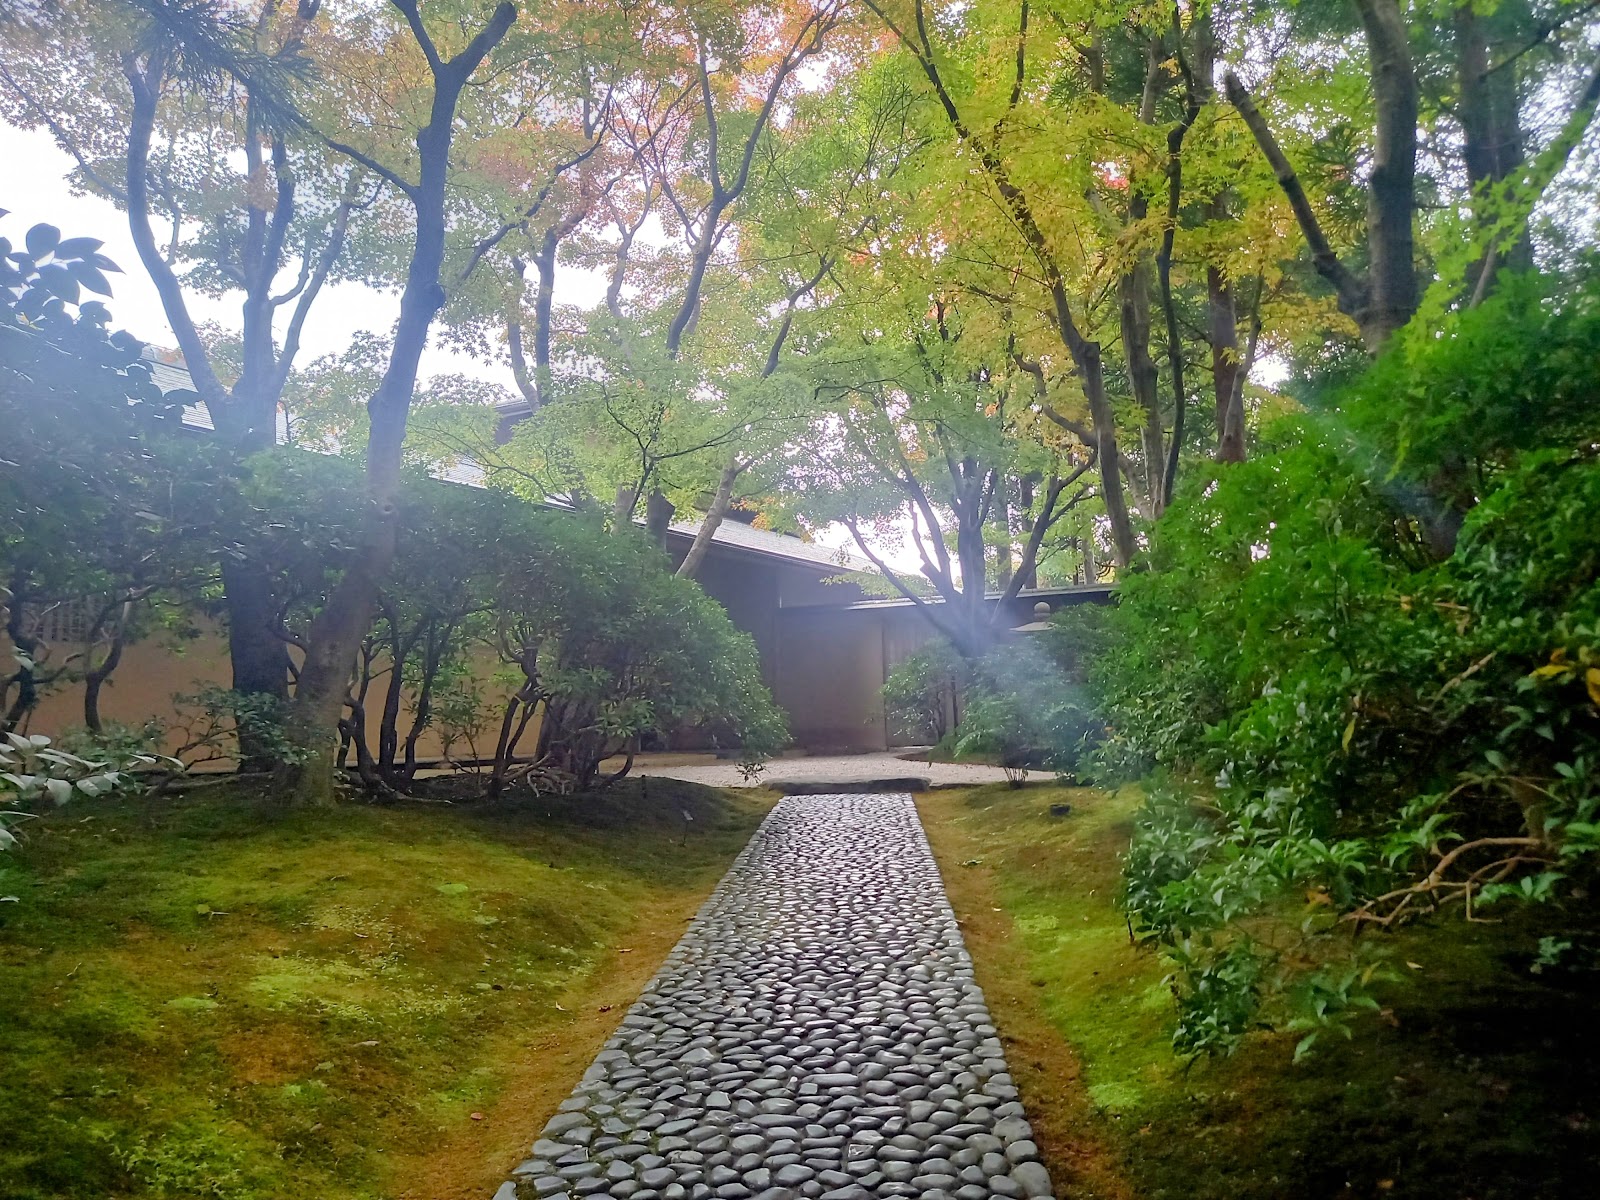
[882,641,970,745]
[1079,274,1600,1056]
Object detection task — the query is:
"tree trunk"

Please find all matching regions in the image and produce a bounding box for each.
[1123,38,1169,516]
[2,574,41,734]
[1120,259,1165,517]
[955,492,990,654]
[1017,476,1038,589]
[1354,0,1421,348]
[1457,5,1532,290]
[676,455,741,579]
[1209,264,1246,463]
[285,3,517,805]
[400,639,442,784]
[81,598,134,733]
[1194,13,1247,465]
[219,559,291,767]
[531,229,559,399]
[993,474,1014,594]
[1081,350,1139,567]
[287,263,443,801]
[376,622,415,779]
[645,489,677,551]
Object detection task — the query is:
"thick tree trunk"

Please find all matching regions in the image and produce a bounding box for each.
[955,497,989,654]
[644,489,677,551]
[1457,6,1532,290]
[1354,0,1421,348]
[219,559,291,767]
[288,250,444,801]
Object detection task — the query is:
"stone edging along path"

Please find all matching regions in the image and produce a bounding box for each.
[492,793,1054,1200]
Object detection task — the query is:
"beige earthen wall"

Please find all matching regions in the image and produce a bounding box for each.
[769,606,941,753]
[3,616,511,765]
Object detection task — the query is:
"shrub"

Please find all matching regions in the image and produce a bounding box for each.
[1079,275,1600,1055]
[882,641,970,745]
[1,731,181,870]
[949,647,1099,785]
[489,520,788,795]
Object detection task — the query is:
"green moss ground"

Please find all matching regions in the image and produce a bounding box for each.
[0,778,769,1200]
[919,783,1600,1200]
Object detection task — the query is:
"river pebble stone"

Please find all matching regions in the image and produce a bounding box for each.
[494,794,1053,1199]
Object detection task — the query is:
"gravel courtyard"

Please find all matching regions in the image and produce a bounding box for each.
[493,792,1053,1200]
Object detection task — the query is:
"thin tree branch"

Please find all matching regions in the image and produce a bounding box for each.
[1223,70,1368,320]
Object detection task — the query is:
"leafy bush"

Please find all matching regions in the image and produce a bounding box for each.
[163,687,309,775]
[949,647,1099,785]
[1079,276,1600,1056]
[1,731,180,866]
[489,518,789,795]
[883,641,970,745]
[2,216,218,738]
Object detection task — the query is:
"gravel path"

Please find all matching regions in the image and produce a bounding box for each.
[633,754,1016,790]
[494,793,1053,1200]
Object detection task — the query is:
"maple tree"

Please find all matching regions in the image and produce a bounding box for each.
[449,1,855,577]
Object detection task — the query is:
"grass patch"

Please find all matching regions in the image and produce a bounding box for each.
[0,776,769,1200]
[920,783,1600,1200]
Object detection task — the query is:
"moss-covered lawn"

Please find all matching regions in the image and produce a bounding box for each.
[0,778,769,1200]
[919,783,1600,1200]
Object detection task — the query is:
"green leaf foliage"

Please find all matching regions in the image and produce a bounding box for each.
[1064,272,1600,1055]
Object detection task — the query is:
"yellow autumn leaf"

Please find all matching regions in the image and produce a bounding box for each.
[1586,667,1600,707]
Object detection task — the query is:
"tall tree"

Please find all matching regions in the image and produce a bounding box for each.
[1225,0,1421,352]
[1224,0,1600,551]
[475,0,853,569]
[285,0,517,802]
[0,0,374,741]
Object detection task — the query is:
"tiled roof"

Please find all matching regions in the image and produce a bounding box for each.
[667,517,873,574]
[142,349,214,431]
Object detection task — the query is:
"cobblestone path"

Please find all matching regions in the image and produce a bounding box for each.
[494,793,1054,1200]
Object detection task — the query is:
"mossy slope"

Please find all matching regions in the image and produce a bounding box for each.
[0,778,767,1200]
